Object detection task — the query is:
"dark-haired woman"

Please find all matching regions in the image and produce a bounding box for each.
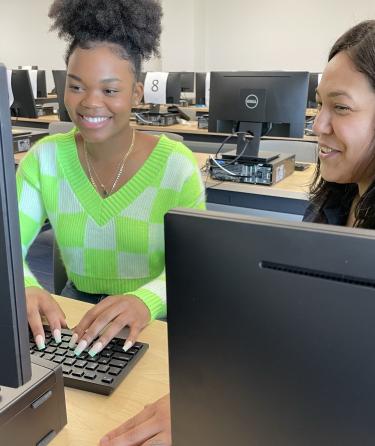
[303,20,375,228]
[17,0,205,357]
[98,19,375,446]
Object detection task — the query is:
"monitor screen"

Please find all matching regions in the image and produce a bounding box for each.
[52,70,71,122]
[208,71,309,159]
[10,70,38,118]
[307,72,322,108]
[36,70,47,98]
[195,72,206,105]
[0,63,32,388]
[179,72,194,93]
[166,208,375,446]
[143,72,182,106]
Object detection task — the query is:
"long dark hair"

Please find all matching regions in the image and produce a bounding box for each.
[309,20,375,228]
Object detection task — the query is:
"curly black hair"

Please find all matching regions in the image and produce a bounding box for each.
[48,0,162,79]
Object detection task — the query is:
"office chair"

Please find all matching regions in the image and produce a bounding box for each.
[53,236,68,295]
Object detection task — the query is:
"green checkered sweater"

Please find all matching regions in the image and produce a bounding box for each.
[16,129,205,320]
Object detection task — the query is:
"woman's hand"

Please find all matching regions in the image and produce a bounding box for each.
[99,394,171,446]
[70,295,151,356]
[26,286,67,349]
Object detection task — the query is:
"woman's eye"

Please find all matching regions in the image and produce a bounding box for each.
[334,104,350,112]
[104,89,118,95]
[68,84,82,92]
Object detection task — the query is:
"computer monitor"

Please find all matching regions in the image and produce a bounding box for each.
[307,72,322,108]
[10,70,38,118]
[143,72,182,106]
[166,208,375,446]
[52,70,71,122]
[36,70,47,98]
[179,72,194,93]
[0,64,32,388]
[208,71,309,160]
[195,72,207,105]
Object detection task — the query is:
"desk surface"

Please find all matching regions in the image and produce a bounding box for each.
[50,296,168,446]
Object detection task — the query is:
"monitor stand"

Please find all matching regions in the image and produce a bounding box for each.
[0,356,67,446]
[222,131,279,163]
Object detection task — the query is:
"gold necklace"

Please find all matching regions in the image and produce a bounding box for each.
[84,130,136,197]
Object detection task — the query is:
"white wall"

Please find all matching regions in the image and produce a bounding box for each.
[1,0,375,90]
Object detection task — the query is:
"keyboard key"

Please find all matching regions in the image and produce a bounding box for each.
[86,362,98,371]
[45,346,57,354]
[55,348,66,356]
[62,366,72,375]
[97,365,109,373]
[65,351,75,358]
[84,372,97,380]
[113,353,131,361]
[75,360,88,368]
[101,349,113,358]
[110,360,126,369]
[101,376,113,384]
[72,369,84,377]
[98,357,110,365]
[53,356,64,364]
[64,358,76,366]
[43,353,54,361]
[60,342,70,349]
[108,367,121,376]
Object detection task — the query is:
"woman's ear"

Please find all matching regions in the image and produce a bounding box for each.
[133,81,144,106]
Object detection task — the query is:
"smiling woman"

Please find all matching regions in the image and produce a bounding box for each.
[16,0,205,364]
[303,20,375,229]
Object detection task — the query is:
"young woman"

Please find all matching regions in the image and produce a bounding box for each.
[18,0,205,357]
[98,19,375,446]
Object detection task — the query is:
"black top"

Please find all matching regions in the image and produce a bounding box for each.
[303,201,350,226]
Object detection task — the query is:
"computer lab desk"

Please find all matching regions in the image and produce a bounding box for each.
[49,295,169,446]
[196,153,315,216]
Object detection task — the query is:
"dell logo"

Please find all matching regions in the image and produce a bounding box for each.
[245,94,259,109]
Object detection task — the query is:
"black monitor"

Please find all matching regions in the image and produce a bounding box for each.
[179,72,194,93]
[195,72,207,105]
[208,71,309,161]
[0,64,32,388]
[307,72,321,108]
[166,208,375,446]
[36,70,47,98]
[10,70,38,118]
[166,72,182,104]
[52,70,71,122]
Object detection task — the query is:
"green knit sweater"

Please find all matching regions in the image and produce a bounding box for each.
[16,129,205,319]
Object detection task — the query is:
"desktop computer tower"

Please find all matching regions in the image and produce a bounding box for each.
[0,357,67,446]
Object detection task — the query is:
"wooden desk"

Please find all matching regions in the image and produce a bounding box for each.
[50,296,168,446]
[11,114,59,129]
[195,153,315,215]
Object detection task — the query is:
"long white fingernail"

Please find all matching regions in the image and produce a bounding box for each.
[74,339,87,356]
[68,333,78,349]
[53,328,62,344]
[123,340,133,352]
[35,334,45,350]
[88,341,103,357]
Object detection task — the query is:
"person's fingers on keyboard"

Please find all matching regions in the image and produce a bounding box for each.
[71,297,119,354]
[26,287,66,349]
[73,295,150,356]
[26,290,46,350]
[42,302,67,344]
[95,295,150,354]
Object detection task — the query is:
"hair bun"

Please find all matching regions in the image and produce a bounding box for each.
[49,0,162,60]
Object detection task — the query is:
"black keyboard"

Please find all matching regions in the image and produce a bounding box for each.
[29,327,148,395]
